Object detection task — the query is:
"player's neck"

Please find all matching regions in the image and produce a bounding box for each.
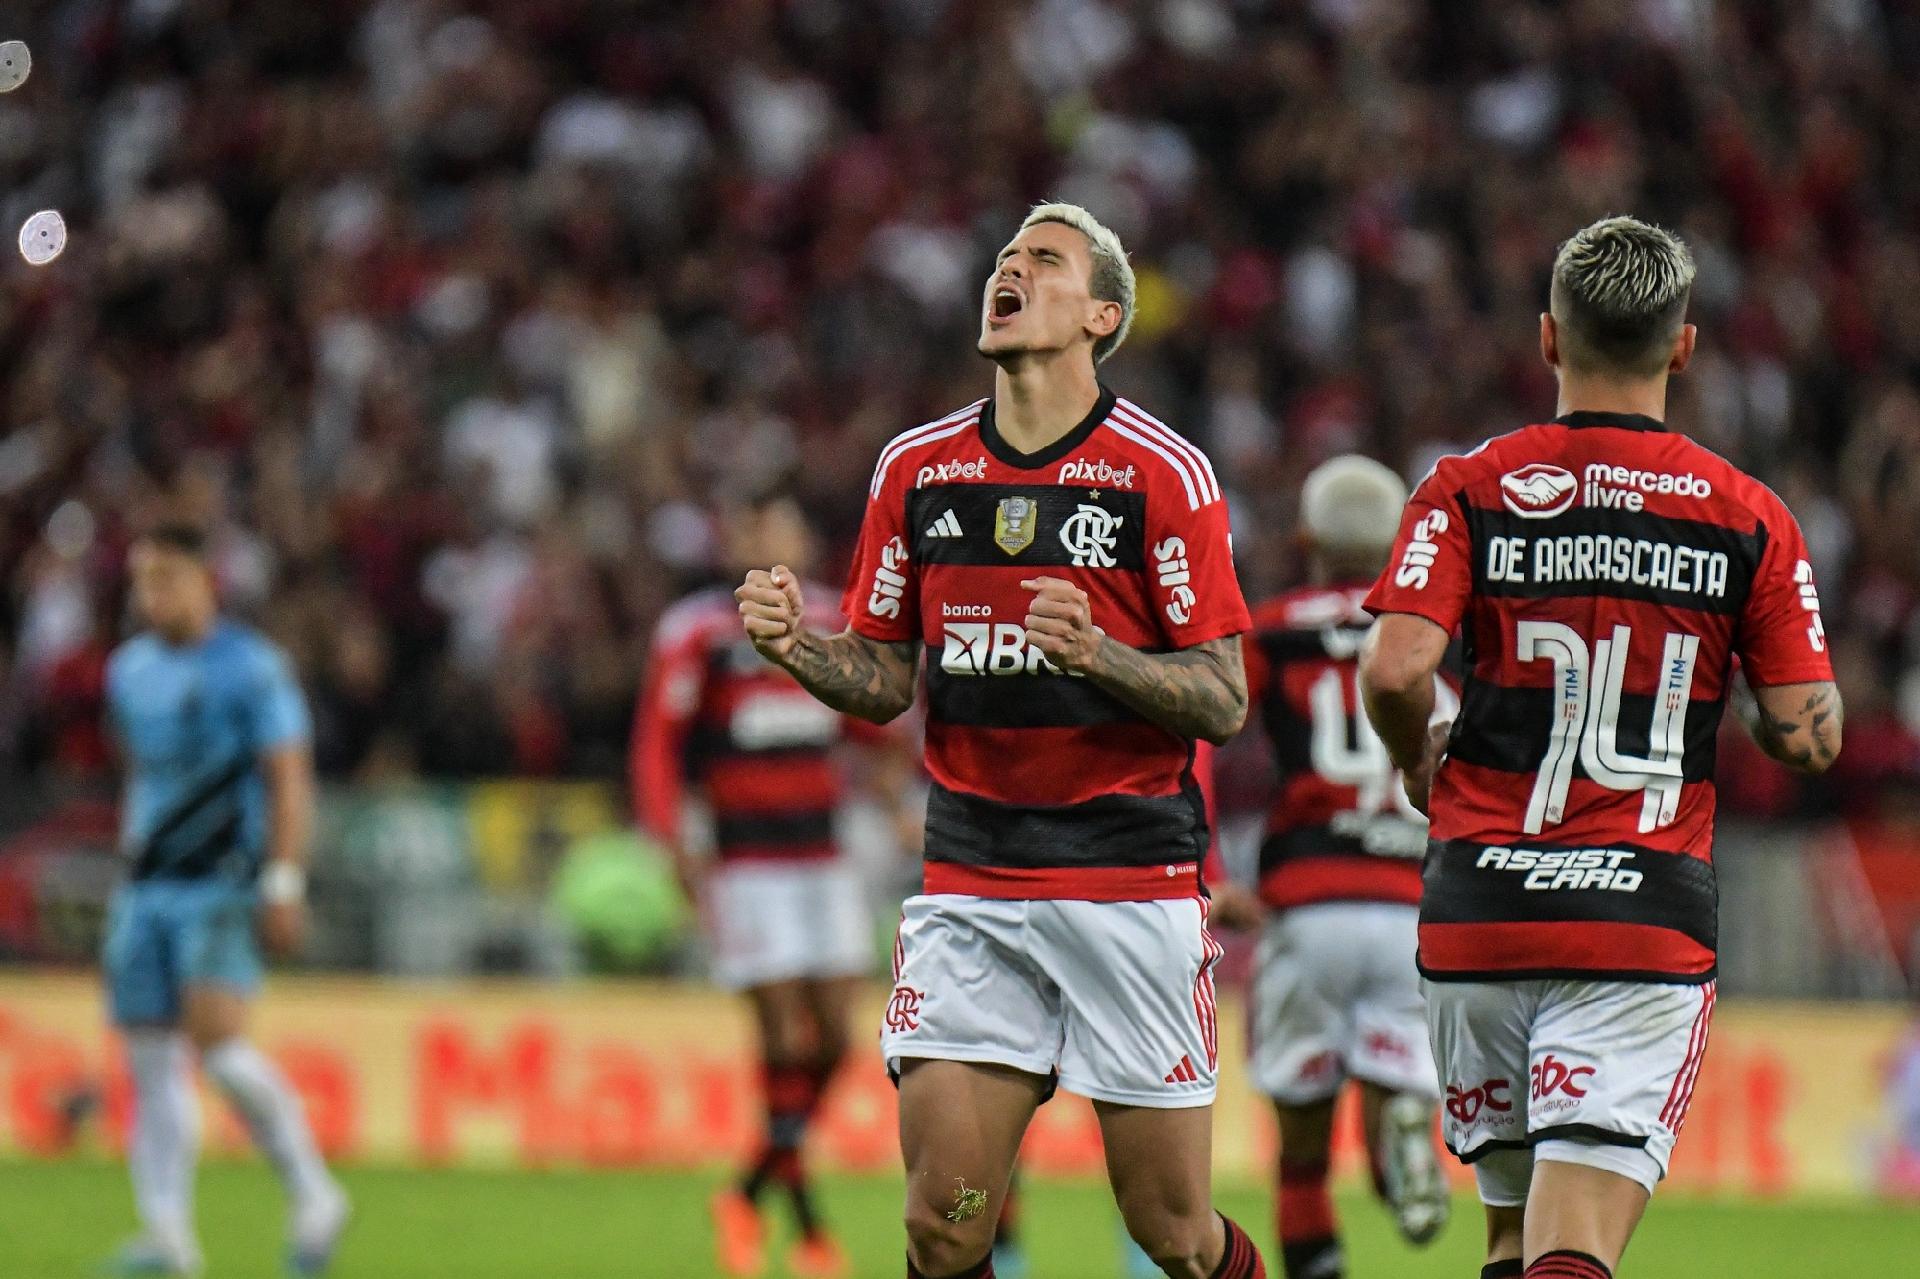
[1554,373,1670,423]
[991,357,1102,455]
[157,612,217,648]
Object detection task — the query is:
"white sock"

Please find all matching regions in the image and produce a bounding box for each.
[201,1038,337,1209]
[125,1029,200,1250]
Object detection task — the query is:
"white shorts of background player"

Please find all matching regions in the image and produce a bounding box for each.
[708,859,873,990]
[1425,976,1716,1200]
[882,894,1224,1108]
[1249,902,1439,1105]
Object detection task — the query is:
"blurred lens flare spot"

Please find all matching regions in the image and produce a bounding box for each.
[46,499,95,559]
[19,208,65,264]
[0,40,28,92]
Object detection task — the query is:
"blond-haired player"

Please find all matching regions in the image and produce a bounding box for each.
[738,203,1267,1279]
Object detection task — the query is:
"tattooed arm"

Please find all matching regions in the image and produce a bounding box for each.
[1021,576,1247,743]
[736,567,920,723]
[1740,678,1844,774]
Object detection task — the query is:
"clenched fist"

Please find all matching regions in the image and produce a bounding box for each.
[736,565,807,661]
[1022,576,1103,673]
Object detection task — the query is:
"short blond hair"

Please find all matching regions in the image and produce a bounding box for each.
[1550,216,1696,377]
[1020,202,1136,364]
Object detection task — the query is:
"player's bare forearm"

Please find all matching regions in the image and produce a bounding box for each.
[778,629,921,724]
[1084,635,1247,744]
[1358,613,1449,772]
[262,744,313,869]
[1744,679,1844,774]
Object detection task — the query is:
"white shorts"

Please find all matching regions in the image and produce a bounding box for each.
[707,860,872,989]
[1250,903,1437,1105]
[1425,977,1717,1201]
[882,894,1224,1108]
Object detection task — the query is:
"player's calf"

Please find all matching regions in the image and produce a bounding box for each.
[1271,1098,1342,1279]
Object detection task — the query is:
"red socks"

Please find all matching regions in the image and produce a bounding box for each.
[1526,1251,1611,1279]
[1210,1213,1267,1279]
[1276,1156,1339,1279]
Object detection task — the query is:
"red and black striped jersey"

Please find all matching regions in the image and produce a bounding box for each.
[843,387,1251,901]
[632,586,859,864]
[1365,410,1835,983]
[1244,584,1455,913]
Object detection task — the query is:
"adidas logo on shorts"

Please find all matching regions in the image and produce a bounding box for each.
[1163,1054,1200,1084]
[926,510,963,538]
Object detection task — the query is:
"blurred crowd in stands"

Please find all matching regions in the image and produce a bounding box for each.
[3,0,1920,817]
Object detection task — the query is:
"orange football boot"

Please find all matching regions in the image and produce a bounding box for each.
[709,1188,765,1276]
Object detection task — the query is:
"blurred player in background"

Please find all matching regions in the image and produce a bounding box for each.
[103,525,348,1276]
[1359,217,1843,1279]
[634,488,902,1279]
[738,203,1266,1279]
[1241,457,1454,1279]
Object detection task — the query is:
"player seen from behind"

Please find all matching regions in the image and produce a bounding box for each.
[1358,217,1842,1279]
[102,524,349,1277]
[634,489,910,1279]
[1241,456,1453,1279]
[737,202,1267,1279]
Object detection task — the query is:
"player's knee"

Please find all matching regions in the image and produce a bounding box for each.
[903,1196,993,1275]
[1118,1198,1215,1271]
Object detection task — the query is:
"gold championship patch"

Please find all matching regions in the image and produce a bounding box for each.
[994,496,1037,556]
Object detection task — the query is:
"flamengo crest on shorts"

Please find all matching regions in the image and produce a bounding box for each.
[844,389,1251,901]
[1364,411,1835,982]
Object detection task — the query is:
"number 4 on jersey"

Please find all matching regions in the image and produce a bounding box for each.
[1517,621,1699,836]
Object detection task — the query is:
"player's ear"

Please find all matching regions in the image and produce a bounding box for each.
[1087,298,1122,345]
[1668,323,1696,375]
[1539,312,1560,369]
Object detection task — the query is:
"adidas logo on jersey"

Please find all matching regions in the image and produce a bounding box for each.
[925,510,963,538]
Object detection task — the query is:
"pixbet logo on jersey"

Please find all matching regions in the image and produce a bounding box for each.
[1500,463,1579,518]
[1153,536,1196,624]
[1445,1078,1513,1124]
[1056,458,1137,488]
[917,455,989,487]
[867,536,909,619]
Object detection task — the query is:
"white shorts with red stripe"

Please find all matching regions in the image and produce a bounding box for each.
[1250,903,1437,1105]
[1424,976,1716,1200]
[882,894,1223,1108]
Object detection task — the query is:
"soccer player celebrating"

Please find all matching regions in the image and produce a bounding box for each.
[1241,455,1454,1279]
[736,204,1266,1279]
[1358,217,1842,1279]
[102,525,349,1277]
[635,489,895,1279]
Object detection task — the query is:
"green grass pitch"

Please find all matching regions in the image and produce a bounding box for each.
[2,1158,1915,1277]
